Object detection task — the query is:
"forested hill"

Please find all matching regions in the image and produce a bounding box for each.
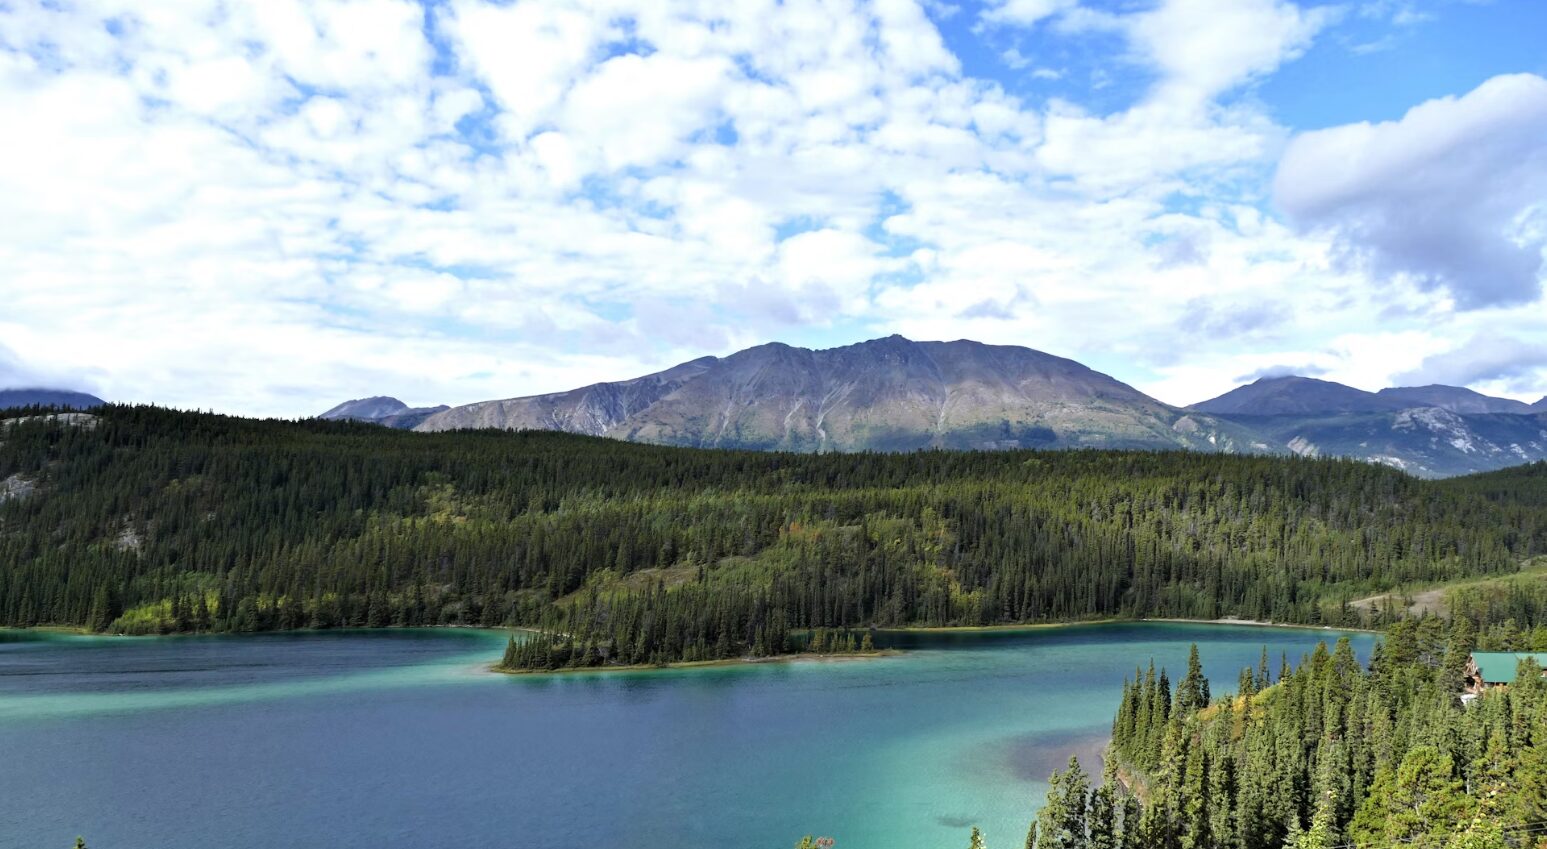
[2,406,1545,665]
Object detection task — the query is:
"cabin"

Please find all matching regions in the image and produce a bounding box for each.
[1464,652,1547,694]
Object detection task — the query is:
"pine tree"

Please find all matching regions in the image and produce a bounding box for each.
[1177,644,1210,714]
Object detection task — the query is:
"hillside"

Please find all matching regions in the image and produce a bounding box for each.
[1058,616,1547,849]
[3,406,1545,667]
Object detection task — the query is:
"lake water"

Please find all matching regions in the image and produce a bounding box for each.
[0,623,1374,849]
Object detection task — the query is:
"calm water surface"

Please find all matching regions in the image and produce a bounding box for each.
[0,623,1374,849]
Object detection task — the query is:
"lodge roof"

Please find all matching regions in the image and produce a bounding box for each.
[1472,652,1547,684]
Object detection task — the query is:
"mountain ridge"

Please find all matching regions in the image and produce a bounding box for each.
[1188,375,1406,416]
[311,335,1547,478]
[416,335,1249,454]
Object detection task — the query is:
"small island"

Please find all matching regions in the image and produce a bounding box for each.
[496,625,887,673]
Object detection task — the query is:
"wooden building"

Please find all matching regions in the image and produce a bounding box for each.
[1464,651,1547,694]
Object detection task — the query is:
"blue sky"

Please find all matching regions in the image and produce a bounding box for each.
[1,0,1545,415]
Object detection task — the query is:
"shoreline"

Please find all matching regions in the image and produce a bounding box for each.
[878,617,1379,635]
[5,617,1378,676]
[1134,617,1381,635]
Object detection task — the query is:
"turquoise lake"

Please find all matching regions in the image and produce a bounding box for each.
[0,623,1374,849]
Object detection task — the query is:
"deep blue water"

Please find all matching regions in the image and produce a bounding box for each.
[0,623,1374,849]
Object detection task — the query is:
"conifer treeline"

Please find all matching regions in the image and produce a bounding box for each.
[2,406,1545,668]
[1030,619,1547,849]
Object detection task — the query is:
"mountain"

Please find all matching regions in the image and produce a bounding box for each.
[1216,407,1547,477]
[413,337,1547,476]
[1534,396,1547,413]
[1188,376,1404,416]
[0,388,104,410]
[419,336,1252,452]
[1375,384,1533,414]
[319,396,448,430]
[1184,377,1547,476]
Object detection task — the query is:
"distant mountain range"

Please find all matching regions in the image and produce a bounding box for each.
[320,336,1547,477]
[318,396,448,430]
[0,388,104,411]
[1191,375,1543,416]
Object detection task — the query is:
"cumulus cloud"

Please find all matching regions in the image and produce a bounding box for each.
[1129,0,1336,106]
[0,0,1534,417]
[1031,0,1333,195]
[1275,73,1547,308]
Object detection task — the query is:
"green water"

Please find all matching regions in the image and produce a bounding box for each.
[0,623,1373,849]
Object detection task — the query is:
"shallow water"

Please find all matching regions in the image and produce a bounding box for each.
[0,622,1373,849]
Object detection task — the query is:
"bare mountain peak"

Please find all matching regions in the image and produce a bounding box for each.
[416,336,1213,453]
[319,396,408,421]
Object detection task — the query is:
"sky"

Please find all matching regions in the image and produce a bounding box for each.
[1,0,1545,416]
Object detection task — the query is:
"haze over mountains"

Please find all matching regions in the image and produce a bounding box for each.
[307,335,1542,478]
[0,388,104,411]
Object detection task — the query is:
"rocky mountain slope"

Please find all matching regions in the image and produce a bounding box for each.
[417,336,1251,452]
[1212,407,1547,477]
[307,336,1547,477]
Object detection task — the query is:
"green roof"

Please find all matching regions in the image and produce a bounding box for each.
[1473,652,1547,684]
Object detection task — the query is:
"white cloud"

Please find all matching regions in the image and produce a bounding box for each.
[981,0,1078,27]
[0,0,1541,418]
[1130,0,1336,106]
[1276,73,1547,308]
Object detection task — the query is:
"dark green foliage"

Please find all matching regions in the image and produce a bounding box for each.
[3,406,1545,669]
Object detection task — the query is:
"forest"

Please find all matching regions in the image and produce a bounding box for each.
[1026,612,1547,849]
[3,405,1546,670]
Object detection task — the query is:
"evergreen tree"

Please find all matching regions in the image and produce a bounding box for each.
[1177,644,1210,714]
